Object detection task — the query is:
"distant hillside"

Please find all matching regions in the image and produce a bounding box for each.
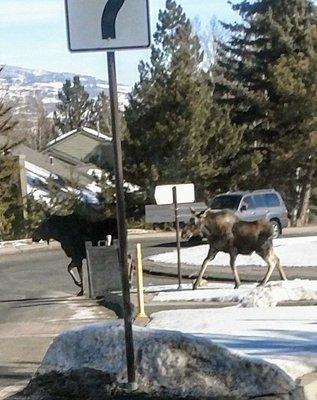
[0,65,131,135]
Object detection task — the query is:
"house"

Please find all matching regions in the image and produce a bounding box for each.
[0,135,101,205]
[44,127,114,171]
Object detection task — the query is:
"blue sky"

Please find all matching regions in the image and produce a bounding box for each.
[0,1,237,85]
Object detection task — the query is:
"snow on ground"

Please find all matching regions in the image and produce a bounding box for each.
[148,236,317,267]
[151,280,317,307]
[148,306,317,380]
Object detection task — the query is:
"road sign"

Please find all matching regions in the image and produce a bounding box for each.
[154,184,195,205]
[145,202,207,223]
[65,0,151,52]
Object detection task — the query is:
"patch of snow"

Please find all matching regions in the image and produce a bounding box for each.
[96,83,109,90]
[82,127,112,141]
[152,279,317,307]
[87,168,103,179]
[46,128,80,146]
[42,97,60,104]
[85,181,101,194]
[148,236,317,267]
[33,81,63,89]
[148,306,317,380]
[25,161,52,180]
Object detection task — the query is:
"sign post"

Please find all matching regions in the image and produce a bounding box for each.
[172,187,182,288]
[107,50,136,388]
[65,0,151,390]
[155,184,196,290]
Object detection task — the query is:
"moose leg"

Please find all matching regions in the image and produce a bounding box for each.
[258,248,279,286]
[276,257,287,281]
[67,261,81,287]
[193,247,218,290]
[229,249,241,289]
[76,263,84,296]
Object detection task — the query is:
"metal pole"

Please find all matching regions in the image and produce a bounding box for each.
[173,186,182,288]
[107,51,136,388]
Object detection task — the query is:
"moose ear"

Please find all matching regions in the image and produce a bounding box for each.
[190,207,197,216]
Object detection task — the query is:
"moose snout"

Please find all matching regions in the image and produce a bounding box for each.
[31,232,41,242]
[181,229,192,240]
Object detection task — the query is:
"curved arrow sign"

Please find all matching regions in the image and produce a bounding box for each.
[65,0,150,51]
[102,0,125,39]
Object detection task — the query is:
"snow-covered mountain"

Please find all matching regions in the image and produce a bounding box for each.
[0,65,131,120]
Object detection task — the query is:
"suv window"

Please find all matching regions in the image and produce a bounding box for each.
[242,195,255,210]
[210,195,242,210]
[253,194,266,208]
[264,193,280,207]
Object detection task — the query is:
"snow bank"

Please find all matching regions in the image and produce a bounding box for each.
[240,279,317,307]
[152,279,317,307]
[148,306,317,380]
[148,236,317,267]
[38,321,295,398]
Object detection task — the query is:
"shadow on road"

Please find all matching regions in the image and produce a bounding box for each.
[0,296,74,304]
[152,240,204,248]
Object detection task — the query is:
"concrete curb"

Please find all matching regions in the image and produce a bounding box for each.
[0,242,61,256]
[0,382,28,400]
[0,231,173,257]
[297,372,317,400]
[143,260,317,282]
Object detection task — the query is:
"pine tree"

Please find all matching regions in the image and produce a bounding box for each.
[53,76,93,135]
[215,0,317,213]
[124,0,245,201]
[26,96,55,150]
[0,67,24,239]
[91,92,112,136]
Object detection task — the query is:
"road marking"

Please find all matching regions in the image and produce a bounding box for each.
[0,384,26,399]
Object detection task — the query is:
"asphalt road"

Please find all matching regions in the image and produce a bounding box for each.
[0,234,188,397]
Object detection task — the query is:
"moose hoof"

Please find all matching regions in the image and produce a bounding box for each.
[77,289,84,296]
[234,283,241,289]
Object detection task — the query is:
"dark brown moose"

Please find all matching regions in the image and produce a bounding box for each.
[182,209,287,289]
[32,213,118,296]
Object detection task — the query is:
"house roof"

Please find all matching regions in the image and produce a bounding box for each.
[46,127,112,148]
[7,142,94,187]
[44,127,113,166]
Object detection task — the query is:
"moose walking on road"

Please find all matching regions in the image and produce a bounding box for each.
[32,213,118,296]
[182,209,287,289]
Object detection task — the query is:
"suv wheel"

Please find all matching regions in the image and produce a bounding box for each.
[270,220,281,239]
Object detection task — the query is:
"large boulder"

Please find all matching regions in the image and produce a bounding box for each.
[32,321,295,399]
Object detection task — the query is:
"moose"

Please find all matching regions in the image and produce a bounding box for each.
[32,213,118,296]
[182,209,287,289]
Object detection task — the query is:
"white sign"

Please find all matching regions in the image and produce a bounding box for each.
[154,184,195,205]
[65,0,151,52]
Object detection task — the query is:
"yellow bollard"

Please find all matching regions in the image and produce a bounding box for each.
[135,243,147,318]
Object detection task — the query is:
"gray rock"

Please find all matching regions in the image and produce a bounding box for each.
[37,321,295,399]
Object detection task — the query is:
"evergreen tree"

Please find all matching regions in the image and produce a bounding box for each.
[124,0,245,201]
[91,92,112,136]
[0,67,24,239]
[27,96,55,150]
[215,0,317,214]
[53,76,93,134]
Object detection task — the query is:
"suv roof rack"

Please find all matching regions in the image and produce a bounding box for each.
[250,189,275,193]
[225,189,276,194]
